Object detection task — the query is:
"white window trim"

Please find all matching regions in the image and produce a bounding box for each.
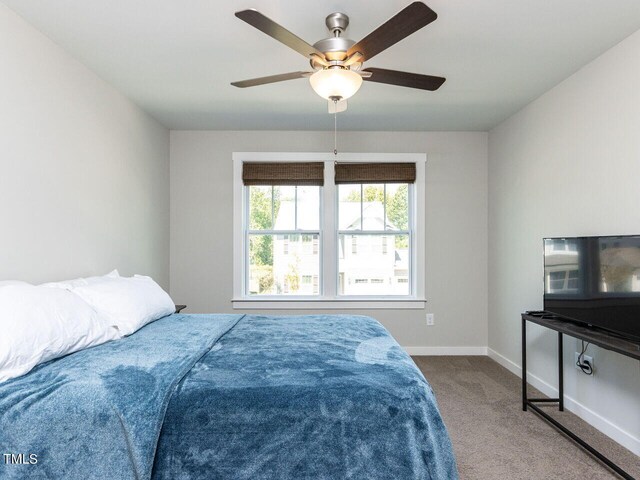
[232,152,426,310]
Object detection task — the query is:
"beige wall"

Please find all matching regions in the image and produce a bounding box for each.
[0,5,170,287]
[170,131,488,350]
[488,30,640,453]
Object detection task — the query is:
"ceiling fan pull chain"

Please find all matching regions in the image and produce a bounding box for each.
[333,99,338,156]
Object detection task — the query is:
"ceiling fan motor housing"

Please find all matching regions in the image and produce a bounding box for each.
[311,13,356,67]
[325,12,349,34]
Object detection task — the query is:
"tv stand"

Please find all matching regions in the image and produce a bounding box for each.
[521,313,640,480]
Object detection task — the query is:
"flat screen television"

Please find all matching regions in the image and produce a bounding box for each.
[543,235,640,343]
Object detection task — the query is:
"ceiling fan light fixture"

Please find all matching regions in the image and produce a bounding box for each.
[309,68,363,101]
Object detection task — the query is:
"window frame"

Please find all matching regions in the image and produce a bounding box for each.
[232,152,426,310]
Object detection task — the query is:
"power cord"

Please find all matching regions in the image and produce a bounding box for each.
[576,340,593,375]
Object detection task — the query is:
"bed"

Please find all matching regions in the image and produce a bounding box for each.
[0,313,458,480]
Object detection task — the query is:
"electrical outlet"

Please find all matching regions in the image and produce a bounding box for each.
[426,313,434,326]
[574,352,594,373]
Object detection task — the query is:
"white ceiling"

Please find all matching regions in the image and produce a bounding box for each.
[4,0,640,131]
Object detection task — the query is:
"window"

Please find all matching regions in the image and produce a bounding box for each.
[567,269,579,290]
[547,269,579,293]
[551,239,578,252]
[549,271,566,292]
[233,153,426,309]
[247,185,321,296]
[338,183,410,296]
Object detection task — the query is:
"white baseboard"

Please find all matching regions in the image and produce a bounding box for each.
[487,348,640,456]
[403,346,488,356]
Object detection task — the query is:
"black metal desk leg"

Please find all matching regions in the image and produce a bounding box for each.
[558,332,564,411]
[522,317,527,411]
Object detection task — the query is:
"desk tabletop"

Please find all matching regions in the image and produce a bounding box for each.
[522,313,640,361]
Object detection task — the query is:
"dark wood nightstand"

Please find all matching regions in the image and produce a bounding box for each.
[175,305,187,313]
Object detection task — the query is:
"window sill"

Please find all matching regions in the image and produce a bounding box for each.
[231,298,427,310]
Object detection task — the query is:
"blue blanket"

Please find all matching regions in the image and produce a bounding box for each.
[0,314,242,480]
[0,314,458,479]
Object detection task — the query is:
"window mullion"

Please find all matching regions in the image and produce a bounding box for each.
[245,186,251,297]
[383,183,387,231]
[270,186,275,228]
[337,230,409,235]
[323,161,337,298]
[360,184,363,231]
[414,182,419,296]
[248,230,320,235]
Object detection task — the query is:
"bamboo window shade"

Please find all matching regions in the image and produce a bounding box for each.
[242,162,324,186]
[334,162,416,184]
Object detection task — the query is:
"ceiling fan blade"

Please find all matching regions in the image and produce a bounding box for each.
[310,53,330,67]
[235,9,325,59]
[231,71,312,88]
[343,52,363,67]
[347,2,437,62]
[362,68,445,91]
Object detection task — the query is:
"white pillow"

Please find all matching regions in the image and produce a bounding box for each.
[40,269,120,290]
[70,275,174,336]
[0,285,120,383]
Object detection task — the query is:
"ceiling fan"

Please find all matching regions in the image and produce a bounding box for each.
[231,2,446,112]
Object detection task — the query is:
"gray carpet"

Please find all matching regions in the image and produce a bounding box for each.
[413,356,639,479]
